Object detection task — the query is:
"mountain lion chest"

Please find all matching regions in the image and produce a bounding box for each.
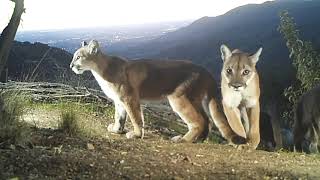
[222,87,258,108]
[91,71,122,102]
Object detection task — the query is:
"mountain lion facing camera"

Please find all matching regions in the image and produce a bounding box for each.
[220,44,262,149]
[70,40,241,143]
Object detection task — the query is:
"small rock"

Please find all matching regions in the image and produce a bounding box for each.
[171,159,178,164]
[9,144,16,150]
[182,156,191,162]
[191,162,202,167]
[120,160,125,164]
[195,154,204,157]
[87,143,95,150]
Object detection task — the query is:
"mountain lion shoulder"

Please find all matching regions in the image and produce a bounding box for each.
[70,40,242,143]
[220,44,262,149]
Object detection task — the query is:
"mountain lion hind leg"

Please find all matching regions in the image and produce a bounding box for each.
[168,94,208,143]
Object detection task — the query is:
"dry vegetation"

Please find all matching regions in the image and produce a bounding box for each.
[0,91,30,147]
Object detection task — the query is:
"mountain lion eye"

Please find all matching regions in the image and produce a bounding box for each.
[76,56,80,60]
[226,68,232,74]
[243,70,250,75]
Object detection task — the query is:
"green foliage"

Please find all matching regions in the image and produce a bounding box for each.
[0,91,29,145]
[278,11,320,123]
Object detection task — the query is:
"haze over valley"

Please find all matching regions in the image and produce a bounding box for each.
[11,0,320,96]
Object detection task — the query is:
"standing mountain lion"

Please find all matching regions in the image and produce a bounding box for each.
[294,85,320,153]
[70,40,241,143]
[220,44,262,149]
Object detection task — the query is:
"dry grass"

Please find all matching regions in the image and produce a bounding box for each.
[38,102,113,138]
[0,91,29,146]
[58,109,78,136]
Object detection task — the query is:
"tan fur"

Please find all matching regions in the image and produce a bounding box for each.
[220,44,262,149]
[70,40,240,143]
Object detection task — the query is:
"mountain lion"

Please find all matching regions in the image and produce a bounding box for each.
[70,40,241,143]
[220,44,262,149]
[294,85,320,153]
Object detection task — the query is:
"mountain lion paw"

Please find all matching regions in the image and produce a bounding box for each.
[107,123,125,134]
[236,144,256,151]
[230,135,247,145]
[171,135,186,143]
[126,131,141,139]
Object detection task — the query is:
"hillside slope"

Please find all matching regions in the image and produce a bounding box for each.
[7,41,73,81]
[116,0,320,98]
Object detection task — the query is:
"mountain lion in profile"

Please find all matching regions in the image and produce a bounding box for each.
[220,44,262,149]
[70,40,241,143]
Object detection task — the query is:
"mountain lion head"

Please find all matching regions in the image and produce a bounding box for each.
[220,44,262,91]
[70,40,100,74]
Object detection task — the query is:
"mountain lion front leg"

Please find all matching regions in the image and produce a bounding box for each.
[308,125,319,153]
[168,95,207,143]
[246,103,260,149]
[207,98,245,144]
[121,95,143,139]
[108,102,127,134]
[222,102,247,139]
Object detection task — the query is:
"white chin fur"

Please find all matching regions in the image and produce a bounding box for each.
[72,67,84,74]
[233,87,245,91]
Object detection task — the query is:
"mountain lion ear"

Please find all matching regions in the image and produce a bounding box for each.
[249,47,263,64]
[220,44,232,61]
[81,41,88,47]
[88,40,100,55]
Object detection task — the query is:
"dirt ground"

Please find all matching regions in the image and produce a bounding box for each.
[1,105,320,180]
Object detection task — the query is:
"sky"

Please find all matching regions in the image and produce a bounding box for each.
[0,0,270,31]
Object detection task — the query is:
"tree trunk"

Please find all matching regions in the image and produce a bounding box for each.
[0,0,25,82]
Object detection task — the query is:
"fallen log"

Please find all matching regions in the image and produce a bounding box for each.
[0,81,112,105]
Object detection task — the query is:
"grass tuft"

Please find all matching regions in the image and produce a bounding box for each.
[58,109,79,136]
[53,102,109,138]
[0,91,29,146]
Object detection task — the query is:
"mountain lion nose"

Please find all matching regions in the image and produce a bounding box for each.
[230,83,243,89]
[70,63,74,69]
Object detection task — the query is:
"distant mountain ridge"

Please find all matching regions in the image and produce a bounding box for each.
[112,0,320,98]
[9,0,320,99]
